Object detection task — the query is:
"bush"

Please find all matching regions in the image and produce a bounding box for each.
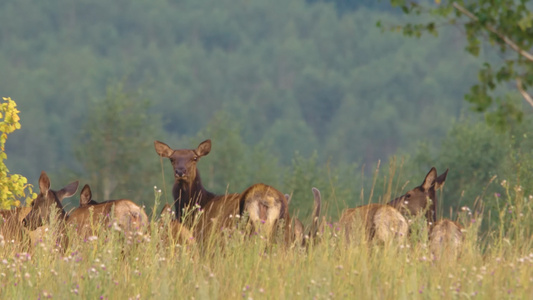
[0,97,35,209]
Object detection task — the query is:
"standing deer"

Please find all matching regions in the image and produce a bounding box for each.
[239,183,289,241]
[154,139,288,241]
[67,184,149,237]
[387,167,463,258]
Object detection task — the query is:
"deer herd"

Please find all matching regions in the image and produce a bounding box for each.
[1,139,464,259]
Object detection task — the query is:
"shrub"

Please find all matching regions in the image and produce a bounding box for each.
[0,97,35,209]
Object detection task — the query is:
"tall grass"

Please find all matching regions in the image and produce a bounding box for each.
[1,177,533,299]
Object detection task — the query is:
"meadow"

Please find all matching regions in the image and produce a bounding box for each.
[1,176,532,300]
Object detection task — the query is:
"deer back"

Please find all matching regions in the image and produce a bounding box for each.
[158,204,195,245]
[239,183,289,238]
[339,203,408,244]
[429,219,463,259]
[67,184,148,235]
[192,193,241,241]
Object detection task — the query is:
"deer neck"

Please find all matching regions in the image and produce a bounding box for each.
[426,194,437,225]
[173,172,215,214]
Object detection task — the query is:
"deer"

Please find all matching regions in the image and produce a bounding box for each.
[338,203,408,245]
[158,203,195,245]
[236,185,321,246]
[387,167,463,258]
[387,167,448,226]
[154,139,288,241]
[23,171,79,230]
[428,218,463,259]
[67,184,149,237]
[1,206,33,246]
[22,171,79,248]
[238,183,290,241]
[284,193,304,245]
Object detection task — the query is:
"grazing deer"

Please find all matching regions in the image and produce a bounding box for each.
[429,218,463,259]
[339,203,408,245]
[154,139,288,240]
[239,183,289,240]
[67,184,149,236]
[23,171,79,231]
[387,167,463,258]
[158,203,195,245]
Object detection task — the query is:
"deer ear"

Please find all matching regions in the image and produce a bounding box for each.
[284,193,291,205]
[422,167,438,191]
[58,181,79,201]
[38,171,51,195]
[196,139,211,157]
[154,141,174,158]
[80,184,92,206]
[435,169,449,190]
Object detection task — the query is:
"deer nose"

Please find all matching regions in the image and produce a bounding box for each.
[175,168,187,177]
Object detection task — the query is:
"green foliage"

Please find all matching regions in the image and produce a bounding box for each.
[191,111,282,195]
[283,151,325,218]
[408,116,533,229]
[73,83,161,208]
[385,0,533,130]
[0,97,35,209]
[1,0,481,185]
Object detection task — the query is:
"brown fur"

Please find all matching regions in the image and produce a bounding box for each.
[67,184,149,237]
[0,206,32,244]
[22,172,79,249]
[288,187,322,246]
[155,140,288,242]
[239,183,289,240]
[389,167,463,258]
[339,203,408,244]
[429,218,463,260]
[292,217,304,245]
[388,167,448,225]
[158,204,195,245]
[23,171,79,230]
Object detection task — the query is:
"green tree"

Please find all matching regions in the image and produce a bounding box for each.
[385,0,533,129]
[74,83,161,208]
[0,97,35,208]
[193,110,283,195]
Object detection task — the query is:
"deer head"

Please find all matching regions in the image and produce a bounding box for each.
[154,139,211,185]
[388,167,448,223]
[23,171,79,230]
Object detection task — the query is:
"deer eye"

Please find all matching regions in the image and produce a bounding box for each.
[193,156,198,161]
[405,193,411,199]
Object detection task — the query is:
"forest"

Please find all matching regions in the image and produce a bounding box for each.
[1,0,532,224]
